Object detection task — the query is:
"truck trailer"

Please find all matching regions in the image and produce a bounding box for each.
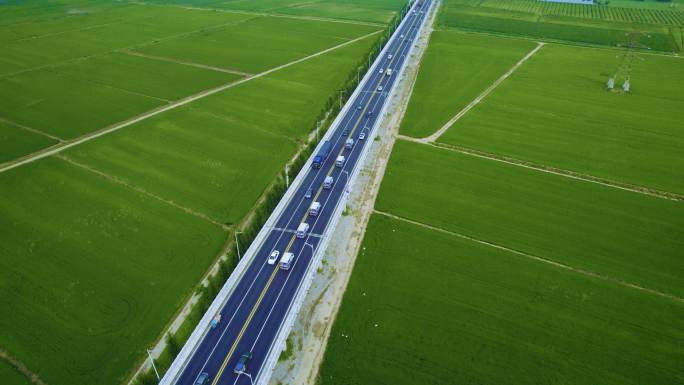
[312,140,332,168]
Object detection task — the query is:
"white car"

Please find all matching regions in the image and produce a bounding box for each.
[377,85,383,92]
[267,250,280,265]
[388,54,393,60]
[359,131,366,140]
[379,68,384,74]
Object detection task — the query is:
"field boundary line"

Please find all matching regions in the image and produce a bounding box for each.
[55,154,229,229]
[133,1,385,27]
[400,137,684,202]
[0,30,381,175]
[374,210,684,304]
[121,50,253,76]
[0,117,64,142]
[13,20,126,43]
[420,41,544,142]
[0,349,49,385]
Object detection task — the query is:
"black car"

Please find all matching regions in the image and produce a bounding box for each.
[366,110,373,117]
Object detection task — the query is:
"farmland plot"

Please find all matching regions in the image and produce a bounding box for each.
[400,31,536,138]
[0,120,57,163]
[439,44,684,194]
[318,213,684,385]
[377,141,684,298]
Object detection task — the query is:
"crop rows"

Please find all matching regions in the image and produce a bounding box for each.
[447,0,684,25]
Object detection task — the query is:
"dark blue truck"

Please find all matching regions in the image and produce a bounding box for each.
[312,140,332,169]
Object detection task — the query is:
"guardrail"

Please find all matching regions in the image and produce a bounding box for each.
[159,0,431,383]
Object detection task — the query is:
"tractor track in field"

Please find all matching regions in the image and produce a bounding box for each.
[374,210,684,304]
[121,50,254,76]
[55,154,229,229]
[0,349,49,385]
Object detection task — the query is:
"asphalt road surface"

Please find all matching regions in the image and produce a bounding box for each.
[171,2,432,384]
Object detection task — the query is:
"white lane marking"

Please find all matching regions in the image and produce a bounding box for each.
[188,49,384,382]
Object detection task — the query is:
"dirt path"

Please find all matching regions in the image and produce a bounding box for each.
[0,30,381,175]
[374,210,684,304]
[400,137,684,202]
[122,50,253,76]
[0,349,49,385]
[418,41,544,143]
[56,155,229,229]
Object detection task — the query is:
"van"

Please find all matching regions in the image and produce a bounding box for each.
[194,373,209,385]
[296,222,309,238]
[280,252,295,270]
[336,155,345,168]
[323,176,334,189]
[309,201,321,216]
[345,138,354,149]
[386,69,392,76]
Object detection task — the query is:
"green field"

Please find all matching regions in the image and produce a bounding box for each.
[135,16,378,74]
[439,0,683,51]
[0,361,31,385]
[400,31,536,138]
[66,36,375,224]
[0,158,227,385]
[0,120,57,163]
[319,213,684,385]
[0,2,377,165]
[53,52,241,100]
[378,141,684,298]
[140,0,406,23]
[439,44,684,194]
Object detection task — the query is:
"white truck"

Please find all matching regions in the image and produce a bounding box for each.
[309,201,321,216]
[280,252,295,270]
[323,176,334,189]
[386,68,392,76]
[296,222,309,238]
[336,155,345,167]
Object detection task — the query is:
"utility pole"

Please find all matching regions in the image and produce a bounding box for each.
[285,164,289,188]
[235,231,242,260]
[146,349,160,382]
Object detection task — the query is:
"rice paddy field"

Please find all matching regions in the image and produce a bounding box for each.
[399,31,536,138]
[0,0,387,384]
[438,43,684,194]
[439,0,684,51]
[318,6,684,384]
[318,213,684,385]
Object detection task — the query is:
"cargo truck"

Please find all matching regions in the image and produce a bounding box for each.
[280,252,295,270]
[312,140,332,168]
[296,222,309,238]
[309,201,321,216]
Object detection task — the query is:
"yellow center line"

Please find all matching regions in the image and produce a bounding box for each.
[209,7,424,384]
